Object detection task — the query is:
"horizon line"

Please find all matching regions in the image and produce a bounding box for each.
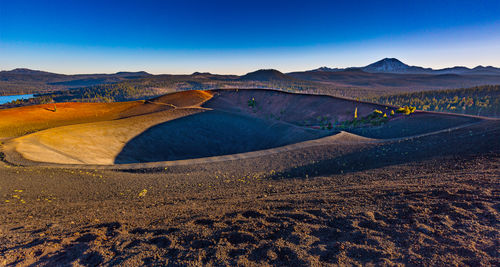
[2,58,500,76]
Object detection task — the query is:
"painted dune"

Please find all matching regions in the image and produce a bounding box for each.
[0,102,142,139]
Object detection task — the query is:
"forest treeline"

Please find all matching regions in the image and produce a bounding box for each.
[2,74,500,118]
[370,85,500,117]
[1,76,377,109]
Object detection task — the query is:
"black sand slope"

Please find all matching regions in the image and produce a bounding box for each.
[115,110,330,163]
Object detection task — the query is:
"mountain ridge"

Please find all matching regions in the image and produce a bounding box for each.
[308,58,500,75]
[1,68,152,76]
[4,58,500,77]
[2,59,500,97]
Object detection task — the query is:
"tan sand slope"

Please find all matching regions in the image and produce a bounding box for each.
[8,109,204,165]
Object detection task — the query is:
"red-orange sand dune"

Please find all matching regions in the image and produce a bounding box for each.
[0,102,141,139]
[0,90,214,139]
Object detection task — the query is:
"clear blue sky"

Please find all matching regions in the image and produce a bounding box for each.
[1,0,499,74]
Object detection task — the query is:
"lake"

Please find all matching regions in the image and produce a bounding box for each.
[0,94,35,105]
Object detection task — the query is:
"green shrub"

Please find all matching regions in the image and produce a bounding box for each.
[248,97,256,108]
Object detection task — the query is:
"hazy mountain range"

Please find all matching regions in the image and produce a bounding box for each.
[2,58,500,96]
[0,68,151,86]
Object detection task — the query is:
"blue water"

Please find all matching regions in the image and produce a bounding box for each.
[0,94,34,104]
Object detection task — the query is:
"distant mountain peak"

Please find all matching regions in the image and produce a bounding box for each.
[4,68,55,75]
[317,67,331,71]
[192,71,213,75]
[358,58,446,74]
[239,69,293,81]
[473,65,494,70]
[312,66,344,72]
[309,58,421,74]
[363,58,411,72]
[252,69,282,73]
[378,58,405,64]
[115,71,150,76]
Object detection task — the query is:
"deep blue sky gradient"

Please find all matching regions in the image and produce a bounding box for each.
[1,0,499,74]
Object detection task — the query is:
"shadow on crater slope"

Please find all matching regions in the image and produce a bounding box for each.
[269,119,499,180]
[115,110,332,164]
